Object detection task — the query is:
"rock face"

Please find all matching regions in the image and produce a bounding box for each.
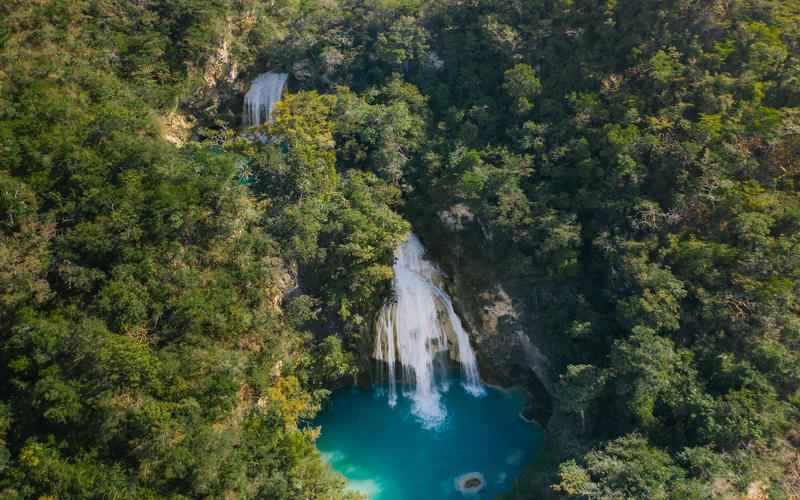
[190,26,248,127]
[201,31,239,89]
[271,258,298,308]
[459,282,556,428]
[162,17,246,143]
[422,206,557,425]
[449,277,553,397]
[438,204,475,231]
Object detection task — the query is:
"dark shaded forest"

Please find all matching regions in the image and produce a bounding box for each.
[1,0,798,498]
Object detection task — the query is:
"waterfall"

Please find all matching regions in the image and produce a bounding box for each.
[435,287,483,397]
[374,234,483,427]
[243,72,289,127]
[375,309,398,407]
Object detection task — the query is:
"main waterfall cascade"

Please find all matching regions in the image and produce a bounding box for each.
[374,234,484,427]
[243,72,289,127]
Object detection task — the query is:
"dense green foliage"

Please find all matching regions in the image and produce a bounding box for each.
[0,1,407,498]
[2,0,799,498]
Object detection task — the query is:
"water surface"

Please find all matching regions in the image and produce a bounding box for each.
[314,382,543,500]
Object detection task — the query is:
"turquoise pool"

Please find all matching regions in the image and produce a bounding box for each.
[313,381,543,499]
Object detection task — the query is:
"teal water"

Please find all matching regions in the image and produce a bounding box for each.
[313,382,543,500]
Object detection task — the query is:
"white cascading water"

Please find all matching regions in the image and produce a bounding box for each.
[243,72,289,127]
[374,234,484,427]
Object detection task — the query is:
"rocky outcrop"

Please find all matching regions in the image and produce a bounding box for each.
[187,23,248,128]
[446,272,553,395]
[201,31,239,89]
[161,44,237,143]
[422,205,558,425]
[438,203,474,231]
[162,111,194,147]
[164,15,251,143]
[454,279,555,426]
[271,258,298,308]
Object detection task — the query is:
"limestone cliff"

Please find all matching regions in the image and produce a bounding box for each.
[418,204,558,425]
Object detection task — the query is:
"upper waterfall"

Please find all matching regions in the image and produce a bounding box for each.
[243,72,289,127]
[374,234,483,427]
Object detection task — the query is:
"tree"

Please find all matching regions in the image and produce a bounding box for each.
[554,434,687,499]
[502,64,542,115]
[557,364,606,434]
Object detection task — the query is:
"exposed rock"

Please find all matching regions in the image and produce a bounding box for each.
[479,285,517,334]
[467,283,554,394]
[516,330,555,395]
[438,204,474,231]
[783,448,800,499]
[416,214,557,425]
[160,28,241,143]
[427,51,445,70]
[745,481,767,500]
[181,18,249,129]
[202,29,239,88]
[521,393,551,428]
[292,59,314,81]
[161,111,194,147]
[320,47,345,83]
[271,257,298,308]
[271,360,283,378]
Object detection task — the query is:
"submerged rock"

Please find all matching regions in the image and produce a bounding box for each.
[455,472,486,494]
